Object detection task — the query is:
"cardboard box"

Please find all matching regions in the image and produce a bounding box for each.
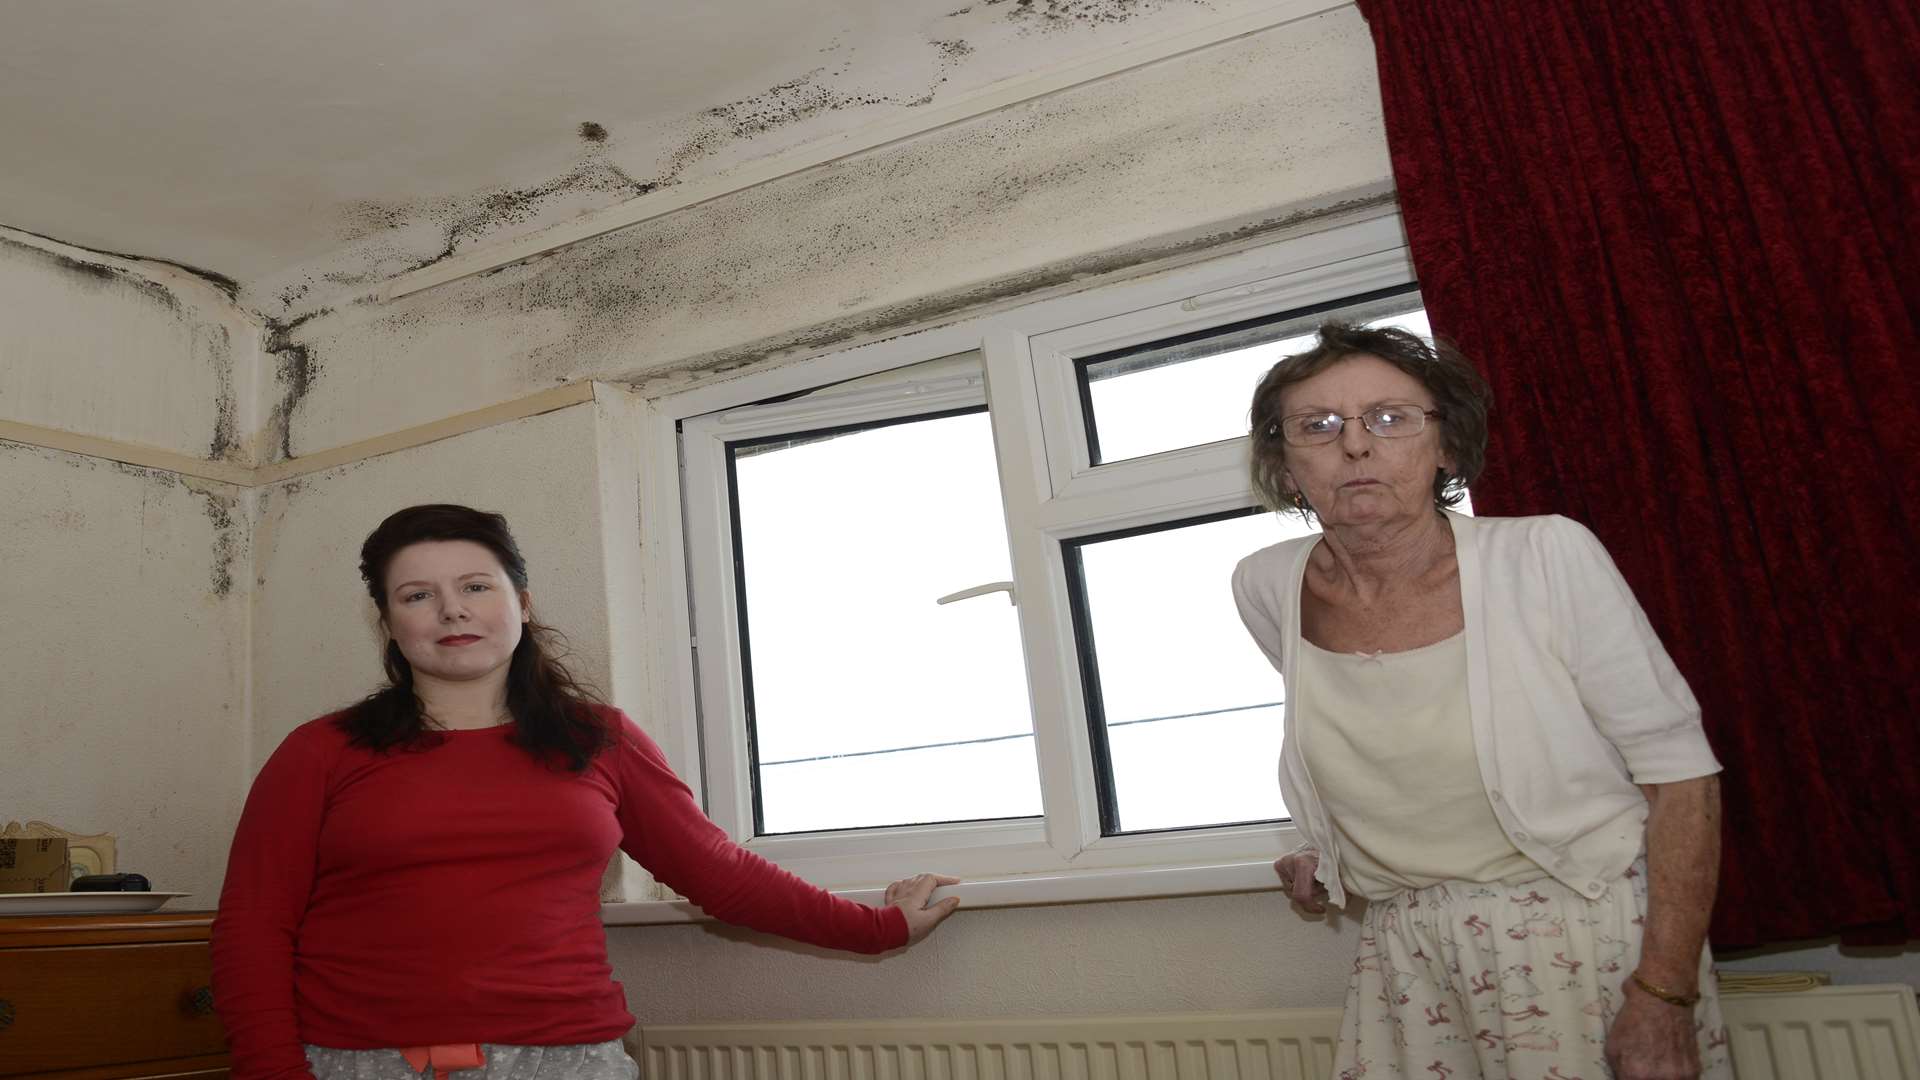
[0,838,70,893]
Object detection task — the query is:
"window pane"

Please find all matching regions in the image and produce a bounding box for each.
[731,409,1040,834]
[1082,286,1429,464]
[1068,509,1319,833]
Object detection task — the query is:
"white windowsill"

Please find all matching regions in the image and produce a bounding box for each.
[600,858,1284,926]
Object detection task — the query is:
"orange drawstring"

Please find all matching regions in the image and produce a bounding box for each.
[399,1043,487,1080]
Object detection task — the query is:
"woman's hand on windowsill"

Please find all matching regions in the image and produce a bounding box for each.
[886,872,962,944]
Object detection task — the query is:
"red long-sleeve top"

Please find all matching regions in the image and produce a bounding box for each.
[211,707,906,1079]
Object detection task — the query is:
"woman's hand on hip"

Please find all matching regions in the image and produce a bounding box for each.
[886,873,962,945]
[1274,850,1329,914]
[1605,983,1702,1080]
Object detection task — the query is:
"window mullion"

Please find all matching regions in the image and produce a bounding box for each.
[983,328,1099,862]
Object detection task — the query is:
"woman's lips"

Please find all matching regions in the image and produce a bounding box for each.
[437,635,482,646]
[1340,478,1381,489]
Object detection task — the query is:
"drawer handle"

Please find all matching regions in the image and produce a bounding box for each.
[0,998,12,1032]
[183,985,216,1016]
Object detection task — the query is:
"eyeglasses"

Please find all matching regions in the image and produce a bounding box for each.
[1272,404,1441,447]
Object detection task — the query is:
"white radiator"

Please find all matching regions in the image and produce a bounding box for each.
[637,987,1920,1080]
[638,1011,1344,1080]
[1722,984,1920,1079]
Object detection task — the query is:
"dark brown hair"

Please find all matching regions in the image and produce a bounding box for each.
[339,503,613,771]
[1248,321,1491,518]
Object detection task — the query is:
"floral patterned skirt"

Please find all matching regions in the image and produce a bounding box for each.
[1333,859,1731,1079]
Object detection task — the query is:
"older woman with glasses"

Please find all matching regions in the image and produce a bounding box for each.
[1232,323,1731,1080]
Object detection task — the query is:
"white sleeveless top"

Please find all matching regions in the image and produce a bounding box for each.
[1296,630,1545,900]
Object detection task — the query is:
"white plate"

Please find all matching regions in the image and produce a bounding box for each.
[0,891,190,915]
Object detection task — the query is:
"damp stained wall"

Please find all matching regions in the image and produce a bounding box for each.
[272,7,1392,457]
[0,230,255,902]
[0,443,250,901]
[1,229,258,463]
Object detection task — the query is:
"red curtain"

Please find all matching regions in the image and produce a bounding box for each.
[1353,0,1920,947]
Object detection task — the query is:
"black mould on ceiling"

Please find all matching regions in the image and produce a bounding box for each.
[983,0,1174,30]
[4,226,240,301]
[333,45,975,286]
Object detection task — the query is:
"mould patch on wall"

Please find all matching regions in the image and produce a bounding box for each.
[579,121,610,143]
[657,191,1401,382]
[4,226,251,468]
[264,309,328,463]
[204,324,240,461]
[4,438,246,598]
[447,158,658,260]
[2,438,169,486]
[276,268,382,316]
[92,250,242,302]
[3,232,182,315]
[107,458,181,486]
[192,486,243,597]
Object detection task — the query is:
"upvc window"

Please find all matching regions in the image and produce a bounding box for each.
[659,211,1442,894]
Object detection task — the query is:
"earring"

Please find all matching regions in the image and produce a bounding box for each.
[1281,474,1309,512]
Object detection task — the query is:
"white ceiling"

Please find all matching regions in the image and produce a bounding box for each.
[1,0,1279,314]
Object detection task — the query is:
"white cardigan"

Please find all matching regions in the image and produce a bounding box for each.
[1232,511,1722,907]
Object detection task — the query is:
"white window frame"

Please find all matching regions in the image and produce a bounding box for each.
[630,207,1417,905]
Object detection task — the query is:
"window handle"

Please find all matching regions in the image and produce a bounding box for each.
[935,581,1016,606]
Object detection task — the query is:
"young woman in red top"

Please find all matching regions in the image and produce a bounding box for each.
[213,504,960,1080]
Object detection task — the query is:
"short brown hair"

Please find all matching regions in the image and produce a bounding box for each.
[1247,321,1490,517]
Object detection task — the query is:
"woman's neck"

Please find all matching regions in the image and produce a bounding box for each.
[415,672,511,730]
[1315,510,1453,602]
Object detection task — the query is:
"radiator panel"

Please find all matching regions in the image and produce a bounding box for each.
[1722,985,1920,1080]
[639,987,1920,1080]
[641,1014,1343,1080]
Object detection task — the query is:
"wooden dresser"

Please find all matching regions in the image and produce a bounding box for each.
[0,910,228,1079]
